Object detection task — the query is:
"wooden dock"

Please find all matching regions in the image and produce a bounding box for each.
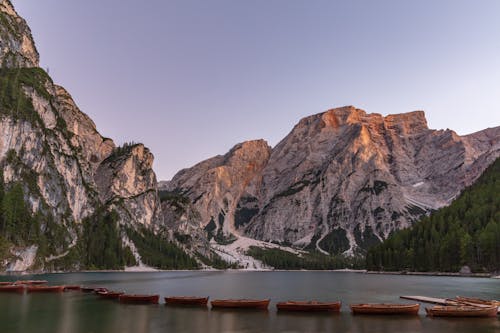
[400,296,454,305]
[401,296,500,314]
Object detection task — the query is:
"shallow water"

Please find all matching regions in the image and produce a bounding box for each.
[0,271,498,333]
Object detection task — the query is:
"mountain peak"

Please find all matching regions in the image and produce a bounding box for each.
[383,110,428,134]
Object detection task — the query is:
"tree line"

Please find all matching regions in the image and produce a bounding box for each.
[366,158,500,273]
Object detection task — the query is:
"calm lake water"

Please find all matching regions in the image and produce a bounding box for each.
[0,271,498,333]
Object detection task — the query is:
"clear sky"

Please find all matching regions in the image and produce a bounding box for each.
[11,0,500,180]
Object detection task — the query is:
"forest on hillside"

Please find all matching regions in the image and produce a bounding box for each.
[366,158,500,273]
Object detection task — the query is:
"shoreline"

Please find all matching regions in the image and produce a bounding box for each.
[0,268,497,278]
[366,270,493,278]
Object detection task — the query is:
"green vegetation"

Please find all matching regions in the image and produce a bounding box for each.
[366,158,500,273]
[353,225,380,251]
[317,228,350,255]
[247,246,364,270]
[104,141,139,162]
[126,226,199,269]
[79,209,136,270]
[0,171,72,269]
[0,67,52,125]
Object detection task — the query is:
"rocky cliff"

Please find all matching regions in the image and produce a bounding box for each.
[165,106,500,256]
[0,0,163,271]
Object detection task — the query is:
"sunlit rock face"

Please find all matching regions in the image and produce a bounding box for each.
[166,106,499,255]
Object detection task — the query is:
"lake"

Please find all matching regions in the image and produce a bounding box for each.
[0,271,498,333]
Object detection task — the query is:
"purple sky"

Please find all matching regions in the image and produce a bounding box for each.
[12,0,500,180]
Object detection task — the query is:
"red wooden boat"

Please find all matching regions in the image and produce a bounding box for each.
[98,291,125,299]
[15,280,48,285]
[425,305,497,317]
[0,285,25,293]
[64,285,82,291]
[0,282,13,286]
[350,303,420,315]
[119,294,159,304]
[276,301,341,312]
[211,299,270,310]
[26,285,65,293]
[165,296,209,306]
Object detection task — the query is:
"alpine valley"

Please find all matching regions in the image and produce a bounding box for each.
[0,0,499,273]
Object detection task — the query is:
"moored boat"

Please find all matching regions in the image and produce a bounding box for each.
[26,285,65,293]
[98,291,125,299]
[276,301,341,312]
[15,280,48,285]
[350,303,420,315]
[0,285,25,293]
[425,305,497,317]
[64,285,81,291]
[81,286,107,293]
[211,299,270,310]
[119,294,159,304]
[455,296,500,307]
[165,296,209,306]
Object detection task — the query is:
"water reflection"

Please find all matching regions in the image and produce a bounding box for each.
[0,272,498,333]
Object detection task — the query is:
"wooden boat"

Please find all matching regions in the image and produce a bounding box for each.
[425,305,497,317]
[211,299,270,310]
[455,296,500,307]
[97,291,125,299]
[119,294,159,304]
[26,285,65,293]
[15,280,48,285]
[63,285,81,291]
[276,301,341,312]
[81,286,107,293]
[0,282,13,286]
[0,285,25,293]
[350,303,420,315]
[165,296,209,306]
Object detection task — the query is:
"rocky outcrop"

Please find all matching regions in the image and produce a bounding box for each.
[95,144,163,227]
[0,1,164,270]
[166,106,500,255]
[0,0,39,67]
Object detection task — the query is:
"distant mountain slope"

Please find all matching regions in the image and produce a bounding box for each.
[164,106,499,257]
[366,157,499,273]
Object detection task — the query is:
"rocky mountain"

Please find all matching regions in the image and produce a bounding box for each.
[0,0,164,271]
[164,106,499,256]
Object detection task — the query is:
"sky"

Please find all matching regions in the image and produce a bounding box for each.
[11,0,500,180]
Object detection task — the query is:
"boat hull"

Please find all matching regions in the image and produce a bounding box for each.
[211,299,270,310]
[64,285,82,291]
[426,306,497,317]
[277,301,341,312]
[26,286,65,293]
[119,294,159,304]
[98,291,125,299]
[0,285,25,293]
[350,303,420,315]
[165,296,209,306]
